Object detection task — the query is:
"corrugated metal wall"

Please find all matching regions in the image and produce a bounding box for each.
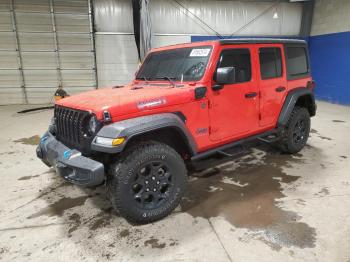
[0,0,303,104]
[0,0,97,105]
[94,0,303,88]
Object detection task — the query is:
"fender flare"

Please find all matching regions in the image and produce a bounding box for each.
[91,113,197,154]
[277,87,316,127]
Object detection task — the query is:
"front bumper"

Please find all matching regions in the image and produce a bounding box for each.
[36,131,105,187]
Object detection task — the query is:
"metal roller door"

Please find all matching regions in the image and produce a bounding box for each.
[0,0,97,105]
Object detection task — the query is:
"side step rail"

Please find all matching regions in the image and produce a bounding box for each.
[191,129,278,162]
[191,145,248,172]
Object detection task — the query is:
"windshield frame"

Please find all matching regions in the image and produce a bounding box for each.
[135,45,213,83]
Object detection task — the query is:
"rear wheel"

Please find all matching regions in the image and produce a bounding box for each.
[108,141,187,224]
[278,106,310,154]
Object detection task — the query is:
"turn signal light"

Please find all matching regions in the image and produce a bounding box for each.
[112,137,126,146]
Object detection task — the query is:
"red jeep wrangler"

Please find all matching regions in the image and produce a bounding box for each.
[37,38,316,224]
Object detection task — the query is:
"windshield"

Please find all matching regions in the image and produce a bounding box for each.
[136,46,212,82]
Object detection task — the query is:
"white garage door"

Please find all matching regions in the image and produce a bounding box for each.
[0,0,97,105]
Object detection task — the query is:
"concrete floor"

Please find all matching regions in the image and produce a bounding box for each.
[0,101,349,262]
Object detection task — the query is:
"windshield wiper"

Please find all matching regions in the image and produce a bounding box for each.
[136,76,149,84]
[154,76,176,87]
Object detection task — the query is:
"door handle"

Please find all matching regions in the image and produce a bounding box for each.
[275,86,286,92]
[245,92,257,98]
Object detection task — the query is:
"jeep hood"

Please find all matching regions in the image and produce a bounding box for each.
[55,83,196,119]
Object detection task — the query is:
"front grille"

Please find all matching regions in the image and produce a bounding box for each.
[54,105,92,154]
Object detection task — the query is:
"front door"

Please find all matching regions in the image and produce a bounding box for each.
[209,46,260,141]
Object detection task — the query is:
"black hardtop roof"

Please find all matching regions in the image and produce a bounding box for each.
[218,38,306,45]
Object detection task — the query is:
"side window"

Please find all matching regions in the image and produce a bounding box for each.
[217,49,251,83]
[286,47,308,76]
[259,47,282,79]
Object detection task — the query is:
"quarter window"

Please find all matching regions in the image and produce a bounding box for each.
[286,47,308,76]
[259,48,282,79]
[216,49,251,83]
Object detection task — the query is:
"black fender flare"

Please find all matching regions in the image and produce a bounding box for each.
[91,113,197,154]
[277,87,316,127]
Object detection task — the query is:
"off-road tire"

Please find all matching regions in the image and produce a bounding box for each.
[278,106,310,154]
[107,141,187,224]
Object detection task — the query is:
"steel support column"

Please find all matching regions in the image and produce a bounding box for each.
[49,0,63,89]
[88,0,98,88]
[9,0,28,103]
[300,0,315,37]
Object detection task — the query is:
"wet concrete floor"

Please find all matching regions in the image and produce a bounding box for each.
[1,102,350,261]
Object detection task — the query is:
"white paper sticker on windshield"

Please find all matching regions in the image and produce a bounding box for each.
[189,48,210,57]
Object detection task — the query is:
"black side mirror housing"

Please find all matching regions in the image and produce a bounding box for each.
[215,67,236,85]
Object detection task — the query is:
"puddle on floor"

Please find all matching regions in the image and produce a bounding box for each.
[182,144,317,249]
[14,135,40,145]
[27,195,91,219]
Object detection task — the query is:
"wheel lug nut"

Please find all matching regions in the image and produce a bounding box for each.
[157,181,160,184]
[153,188,156,192]
[152,176,155,180]
[145,181,148,184]
[146,188,149,192]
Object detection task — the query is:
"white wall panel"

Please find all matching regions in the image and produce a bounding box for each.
[57,33,92,51]
[95,34,139,87]
[21,52,57,69]
[94,0,302,87]
[0,32,16,51]
[18,33,55,51]
[0,11,12,31]
[311,0,350,36]
[94,0,302,36]
[0,70,22,88]
[59,51,95,69]
[94,0,133,32]
[61,69,96,87]
[14,0,50,12]
[150,1,301,36]
[55,14,90,33]
[23,70,58,87]
[152,35,191,49]
[0,0,97,105]
[16,13,53,32]
[0,51,18,69]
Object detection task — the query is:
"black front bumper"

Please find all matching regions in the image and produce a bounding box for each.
[36,132,105,187]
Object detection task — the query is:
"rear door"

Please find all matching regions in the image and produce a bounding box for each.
[209,45,260,141]
[257,44,287,127]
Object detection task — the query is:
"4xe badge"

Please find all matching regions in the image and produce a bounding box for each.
[63,150,72,159]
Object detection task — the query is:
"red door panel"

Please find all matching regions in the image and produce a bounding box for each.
[208,45,260,141]
[257,44,287,127]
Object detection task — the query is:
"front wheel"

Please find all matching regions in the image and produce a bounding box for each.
[278,106,310,154]
[108,142,188,224]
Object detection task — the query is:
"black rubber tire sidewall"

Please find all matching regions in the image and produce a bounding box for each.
[284,107,310,153]
[109,142,187,224]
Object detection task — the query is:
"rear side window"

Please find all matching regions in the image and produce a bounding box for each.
[217,49,251,83]
[259,48,282,79]
[286,47,309,77]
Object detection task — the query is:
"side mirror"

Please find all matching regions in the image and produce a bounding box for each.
[215,67,236,85]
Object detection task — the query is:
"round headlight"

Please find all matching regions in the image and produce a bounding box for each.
[88,116,98,134]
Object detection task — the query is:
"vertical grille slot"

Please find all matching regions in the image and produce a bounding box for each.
[54,105,91,153]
